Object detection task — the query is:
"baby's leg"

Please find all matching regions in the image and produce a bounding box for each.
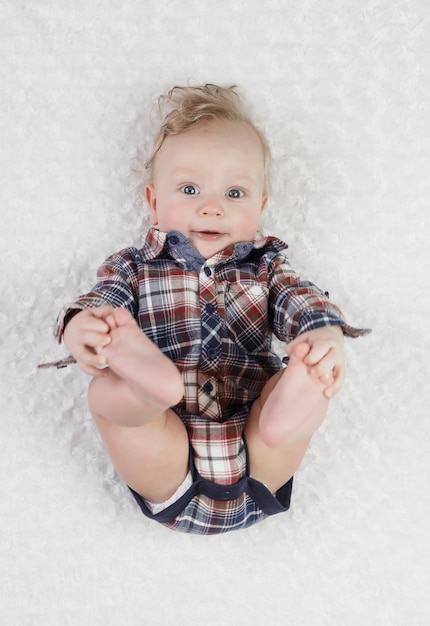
[258,342,330,448]
[245,343,331,493]
[87,308,188,503]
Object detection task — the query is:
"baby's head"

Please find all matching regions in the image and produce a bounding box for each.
[145,84,270,259]
[146,84,271,195]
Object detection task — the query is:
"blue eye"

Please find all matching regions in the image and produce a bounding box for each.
[181,185,199,195]
[227,188,244,199]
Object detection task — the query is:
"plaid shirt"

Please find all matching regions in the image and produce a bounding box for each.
[51,228,367,492]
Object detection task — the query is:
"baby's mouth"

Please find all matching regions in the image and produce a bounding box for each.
[192,230,225,240]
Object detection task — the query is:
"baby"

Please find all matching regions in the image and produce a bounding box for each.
[47,84,368,534]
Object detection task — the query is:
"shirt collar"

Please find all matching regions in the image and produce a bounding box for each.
[145,228,258,271]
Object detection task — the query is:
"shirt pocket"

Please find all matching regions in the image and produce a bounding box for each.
[223,282,270,353]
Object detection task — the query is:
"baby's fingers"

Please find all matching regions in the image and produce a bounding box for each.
[80,315,111,336]
[75,346,109,377]
[303,342,332,367]
[79,363,109,378]
[308,348,336,378]
[81,329,112,351]
[323,366,346,399]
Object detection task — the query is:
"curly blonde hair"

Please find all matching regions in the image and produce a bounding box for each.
[146,84,271,193]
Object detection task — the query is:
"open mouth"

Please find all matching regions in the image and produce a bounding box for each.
[192,230,225,240]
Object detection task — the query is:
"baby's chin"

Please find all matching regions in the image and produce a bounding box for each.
[190,231,259,258]
[189,232,230,257]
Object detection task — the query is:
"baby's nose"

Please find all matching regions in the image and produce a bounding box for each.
[200,195,224,216]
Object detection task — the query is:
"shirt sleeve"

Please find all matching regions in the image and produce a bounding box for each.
[268,252,370,343]
[54,247,141,343]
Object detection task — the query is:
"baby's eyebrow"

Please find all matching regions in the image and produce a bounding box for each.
[227,175,260,188]
[169,167,260,189]
[170,167,198,178]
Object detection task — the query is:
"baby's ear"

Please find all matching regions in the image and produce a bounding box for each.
[146,184,158,225]
[261,195,268,213]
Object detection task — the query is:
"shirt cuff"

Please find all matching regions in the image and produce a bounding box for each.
[296,309,371,339]
[54,303,86,343]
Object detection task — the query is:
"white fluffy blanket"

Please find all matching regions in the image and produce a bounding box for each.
[2,1,429,624]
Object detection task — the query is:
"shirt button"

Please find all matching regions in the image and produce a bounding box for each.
[206,303,215,314]
[204,266,212,277]
[169,235,179,245]
[206,347,217,359]
[203,381,213,393]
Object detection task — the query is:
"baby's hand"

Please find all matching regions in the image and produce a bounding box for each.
[286,326,345,398]
[63,306,114,377]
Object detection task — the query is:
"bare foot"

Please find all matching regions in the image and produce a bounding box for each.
[259,343,330,448]
[102,308,184,409]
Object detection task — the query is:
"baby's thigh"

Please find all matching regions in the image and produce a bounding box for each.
[244,373,311,493]
[92,408,190,504]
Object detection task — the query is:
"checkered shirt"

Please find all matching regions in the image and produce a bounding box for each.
[50,228,368,526]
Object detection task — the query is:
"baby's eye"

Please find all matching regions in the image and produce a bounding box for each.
[227,188,244,199]
[181,184,199,195]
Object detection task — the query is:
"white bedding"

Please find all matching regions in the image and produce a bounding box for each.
[1,1,429,624]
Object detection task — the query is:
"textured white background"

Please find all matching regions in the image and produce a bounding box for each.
[1,1,429,624]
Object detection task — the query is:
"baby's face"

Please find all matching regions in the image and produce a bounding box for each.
[146,120,267,259]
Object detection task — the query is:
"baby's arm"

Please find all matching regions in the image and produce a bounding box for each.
[63,307,114,377]
[286,325,345,399]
